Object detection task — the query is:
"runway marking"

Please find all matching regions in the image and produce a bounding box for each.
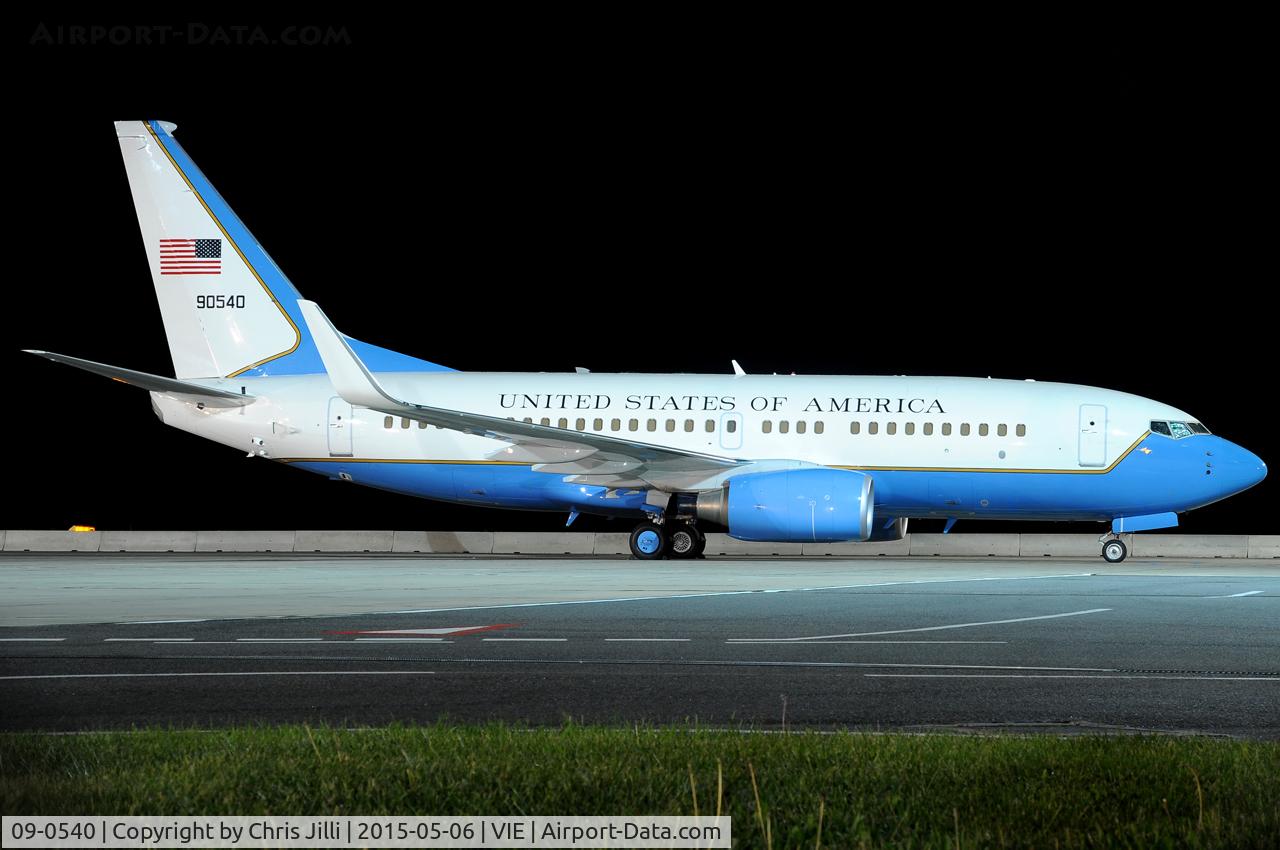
[116,619,209,625]
[865,674,1279,681]
[734,608,1112,642]
[235,638,324,643]
[377,573,1097,615]
[1207,590,1265,598]
[481,638,567,642]
[354,638,453,643]
[604,638,691,642]
[726,640,1008,645]
[327,625,518,638]
[0,638,65,642]
[0,671,436,681]
[104,638,193,642]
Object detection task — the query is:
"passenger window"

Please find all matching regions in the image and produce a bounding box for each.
[646,419,657,432]
[684,419,694,432]
[665,419,676,432]
[868,421,879,435]
[779,421,790,434]
[1016,424,1026,437]
[905,422,915,435]
[979,423,989,436]
[726,419,738,433]
[558,417,568,429]
[886,422,897,435]
[796,421,806,434]
[763,420,772,434]
[814,421,824,435]
[384,416,393,429]
[997,424,1007,437]
[942,423,952,436]
[611,418,621,431]
[593,418,603,431]
[401,418,411,429]
[628,419,639,432]
[923,422,934,436]
[523,417,533,424]
[705,419,715,432]
[419,420,428,429]
[850,421,860,435]
[540,417,551,426]
[960,423,971,436]
[575,418,586,431]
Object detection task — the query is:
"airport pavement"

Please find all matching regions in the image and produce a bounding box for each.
[1,557,1277,736]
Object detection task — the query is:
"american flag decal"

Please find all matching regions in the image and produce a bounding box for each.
[159,238,222,275]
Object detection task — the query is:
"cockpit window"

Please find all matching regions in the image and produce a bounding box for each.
[1151,420,1205,439]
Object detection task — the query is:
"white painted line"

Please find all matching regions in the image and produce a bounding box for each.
[1207,590,1265,598]
[726,640,1009,645]
[604,638,692,642]
[116,618,209,625]
[380,573,1097,614]
[0,638,65,642]
[481,638,567,642]
[353,638,452,643]
[235,638,324,642]
[104,638,194,642]
[865,674,1279,681]
[736,608,1113,642]
[0,671,436,681]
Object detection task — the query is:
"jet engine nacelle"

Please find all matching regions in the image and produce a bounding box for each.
[867,516,908,542]
[694,468,874,542]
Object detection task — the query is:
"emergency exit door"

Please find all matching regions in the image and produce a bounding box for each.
[1078,404,1107,467]
[328,396,353,457]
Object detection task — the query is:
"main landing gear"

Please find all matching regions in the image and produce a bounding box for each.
[629,520,706,560]
[1100,534,1128,563]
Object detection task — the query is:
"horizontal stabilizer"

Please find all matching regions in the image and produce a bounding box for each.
[23,350,254,406]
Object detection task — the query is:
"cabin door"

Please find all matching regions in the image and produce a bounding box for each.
[327,396,354,457]
[1078,404,1107,467]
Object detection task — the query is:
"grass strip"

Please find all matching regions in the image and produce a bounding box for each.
[2,725,1277,849]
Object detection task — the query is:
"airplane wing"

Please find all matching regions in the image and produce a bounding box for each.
[23,350,255,407]
[297,301,748,492]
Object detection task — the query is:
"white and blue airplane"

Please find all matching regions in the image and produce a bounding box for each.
[26,121,1267,562]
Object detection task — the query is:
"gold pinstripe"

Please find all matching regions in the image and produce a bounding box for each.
[143,122,302,378]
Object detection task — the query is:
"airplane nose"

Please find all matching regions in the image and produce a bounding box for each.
[1221,442,1267,493]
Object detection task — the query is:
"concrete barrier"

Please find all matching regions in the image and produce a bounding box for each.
[593,533,632,555]
[99,531,198,552]
[703,533,804,556]
[909,533,1022,557]
[294,530,393,553]
[195,531,296,552]
[492,532,596,555]
[1248,536,1280,559]
[391,531,493,554]
[3,530,102,552]
[1131,535,1250,559]
[802,538,912,557]
[1019,534,1104,558]
[0,530,5,551]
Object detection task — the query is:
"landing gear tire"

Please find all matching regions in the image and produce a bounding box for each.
[629,522,667,560]
[667,524,704,560]
[1102,538,1128,563]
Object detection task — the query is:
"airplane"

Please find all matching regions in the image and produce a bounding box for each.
[25,121,1268,562]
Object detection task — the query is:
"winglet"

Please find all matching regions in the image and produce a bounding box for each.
[731,359,746,376]
[296,300,403,410]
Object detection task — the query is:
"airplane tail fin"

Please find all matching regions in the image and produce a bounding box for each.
[115,120,451,379]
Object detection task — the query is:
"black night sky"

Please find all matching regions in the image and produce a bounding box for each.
[6,18,1273,533]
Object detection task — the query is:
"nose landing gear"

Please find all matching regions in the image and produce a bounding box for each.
[1100,534,1128,563]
